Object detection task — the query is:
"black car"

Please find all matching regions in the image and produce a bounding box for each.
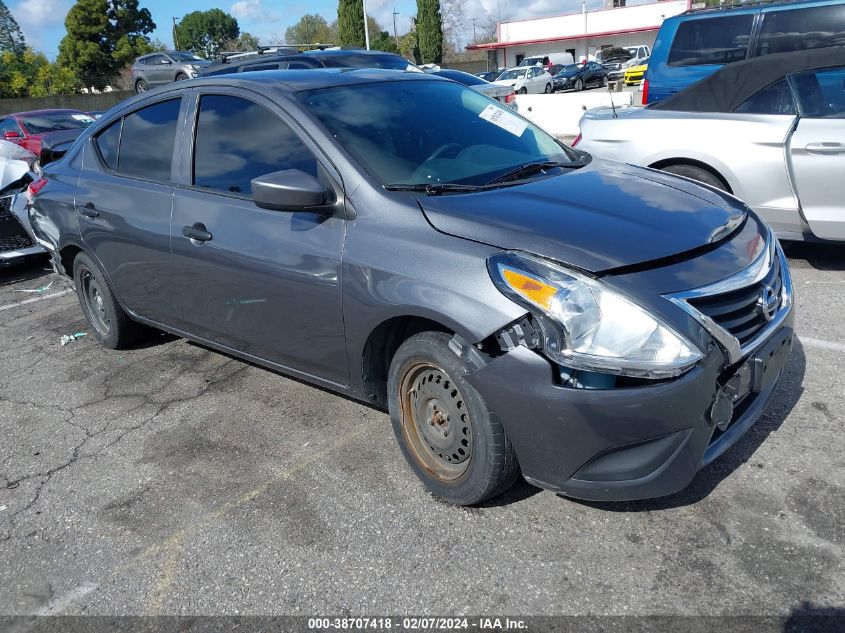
[475,71,501,82]
[553,62,608,92]
[201,48,416,77]
[27,69,794,506]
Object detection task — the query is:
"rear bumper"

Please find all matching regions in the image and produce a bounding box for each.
[466,313,793,502]
[0,194,45,264]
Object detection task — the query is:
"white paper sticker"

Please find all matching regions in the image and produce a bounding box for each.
[72,114,95,122]
[478,104,527,137]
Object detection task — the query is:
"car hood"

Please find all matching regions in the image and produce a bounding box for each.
[418,159,749,274]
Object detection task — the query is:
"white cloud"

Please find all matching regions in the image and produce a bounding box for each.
[12,0,70,28]
[230,0,280,23]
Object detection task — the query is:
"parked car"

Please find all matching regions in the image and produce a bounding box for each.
[0,109,95,164]
[623,58,649,86]
[130,51,211,93]
[576,47,845,242]
[475,71,501,82]
[0,140,42,265]
[644,0,845,104]
[553,62,608,92]
[430,69,518,110]
[28,69,794,506]
[519,53,575,72]
[494,66,554,94]
[200,48,419,77]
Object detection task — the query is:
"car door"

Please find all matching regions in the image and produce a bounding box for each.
[75,96,185,324]
[146,54,171,85]
[168,89,348,385]
[529,67,542,93]
[787,66,845,240]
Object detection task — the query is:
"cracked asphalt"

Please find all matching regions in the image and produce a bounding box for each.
[0,245,843,618]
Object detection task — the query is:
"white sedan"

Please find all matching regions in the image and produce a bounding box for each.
[494,66,554,95]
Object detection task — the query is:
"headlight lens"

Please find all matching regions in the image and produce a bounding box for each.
[488,251,702,378]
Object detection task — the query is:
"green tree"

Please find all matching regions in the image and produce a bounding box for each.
[221,31,260,52]
[416,0,443,64]
[285,14,337,46]
[175,9,240,58]
[0,0,26,54]
[337,0,365,48]
[57,0,155,89]
[0,49,80,98]
[398,30,421,64]
[371,30,398,54]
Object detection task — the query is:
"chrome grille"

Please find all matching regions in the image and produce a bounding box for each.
[687,255,783,346]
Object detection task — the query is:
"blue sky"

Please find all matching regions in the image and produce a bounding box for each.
[9,0,594,59]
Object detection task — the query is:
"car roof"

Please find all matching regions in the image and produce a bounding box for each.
[5,108,86,117]
[302,48,399,57]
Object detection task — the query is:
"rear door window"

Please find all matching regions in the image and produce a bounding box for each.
[192,94,318,196]
[668,14,754,66]
[116,99,181,181]
[734,78,797,115]
[94,119,121,170]
[791,67,845,118]
[756,5,845,55]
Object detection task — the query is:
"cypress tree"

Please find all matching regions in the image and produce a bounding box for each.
[416,0,443,64]
[0,0,26,54]
[337,0,365,48]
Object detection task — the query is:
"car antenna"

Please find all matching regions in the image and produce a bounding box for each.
[608,83,618,119]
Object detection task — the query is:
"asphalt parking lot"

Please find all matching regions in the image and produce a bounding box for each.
[0,245,843,618]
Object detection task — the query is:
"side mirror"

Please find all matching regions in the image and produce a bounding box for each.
[251,170,330,212]
[3,130,22,140]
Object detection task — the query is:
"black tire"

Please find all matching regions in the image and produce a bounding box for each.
[518,87,527,94]
[175,72,189,81]
[73,252,143,349]
[574,78,583,92]
[544,83,552,94]
[660,163,727,191]
[387,332,520,505]
[601,76,608,88]
[134,79,147,93]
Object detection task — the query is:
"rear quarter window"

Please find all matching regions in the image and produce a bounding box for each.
[668,14,754,66]
[756,4,845,55]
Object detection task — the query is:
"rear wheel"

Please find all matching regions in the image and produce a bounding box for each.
[574,78,583,92]
[73,252,143,349]
[134,79,147,93]
[544,83,552,94]
[387,332,520,506]
[601,76,608,88]
[660,164,727,191]
[518,87,527,95]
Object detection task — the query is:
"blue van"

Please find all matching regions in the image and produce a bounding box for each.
[644,0,845,105]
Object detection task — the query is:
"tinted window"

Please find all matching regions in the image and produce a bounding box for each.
[117,99,181,181]
[95,120,121,170]
[193,95,318,195]
[734,79,796,115]
[756,5,845,55]
[669,15,754,66]
[1,118,22,135]
[434,70,487,86]
[20,112,94,134]
[241,63,280,72]
[314,53,413,70]
[145,54,165,65]
[300,81,573,187]
[791,67,845,118]
[288,61,318,69]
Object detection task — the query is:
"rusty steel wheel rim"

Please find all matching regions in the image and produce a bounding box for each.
[399,361,473,481]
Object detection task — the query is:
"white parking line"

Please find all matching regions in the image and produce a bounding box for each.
[800,336,845,354]
[0,289,73,312]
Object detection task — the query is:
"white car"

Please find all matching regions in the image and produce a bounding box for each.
[576,47,845,242]
[494,66,554,95]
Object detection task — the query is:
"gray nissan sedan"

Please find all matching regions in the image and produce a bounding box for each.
[26,69,794,505]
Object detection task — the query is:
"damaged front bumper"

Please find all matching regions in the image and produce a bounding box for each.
[462,309,794,502]
[0,193,45,265]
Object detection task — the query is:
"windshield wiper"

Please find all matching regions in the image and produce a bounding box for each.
[384,183,484,195]
[485,160,582,186]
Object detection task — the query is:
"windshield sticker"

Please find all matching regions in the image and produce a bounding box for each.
[478,104,527,137]
[71,114,95,122]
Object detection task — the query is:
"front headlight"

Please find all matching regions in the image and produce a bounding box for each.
[488,251,702,378]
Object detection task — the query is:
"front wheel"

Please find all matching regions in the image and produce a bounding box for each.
[518,87,527,95]
[175,72,189,81]
[601,76,608,88]
[574,78,583,92]
[387,332,520,506]
[544,83,552,94]
[660,164,727,192]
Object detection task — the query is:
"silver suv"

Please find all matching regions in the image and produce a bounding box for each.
[129,51,211,93]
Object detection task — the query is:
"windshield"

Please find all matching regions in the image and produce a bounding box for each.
[558,64,581,74]
[169,52,205,62]
[20,112,94,134]
[498,69,527,80]
[299,80,575,187]
[315,53,417,71]
[519,57,542,66]
[435,70,487,86]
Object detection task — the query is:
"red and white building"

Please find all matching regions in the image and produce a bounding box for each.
[467,0,691,69]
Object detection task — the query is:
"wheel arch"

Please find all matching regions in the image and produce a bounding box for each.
[648,157,734,194]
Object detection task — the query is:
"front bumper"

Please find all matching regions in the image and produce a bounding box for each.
[0,193,45,265]
[467,309,793,501]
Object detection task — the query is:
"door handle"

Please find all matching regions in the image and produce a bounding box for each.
[805,142,845,155]
[79,202,99,218]
[182,223,212,242]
